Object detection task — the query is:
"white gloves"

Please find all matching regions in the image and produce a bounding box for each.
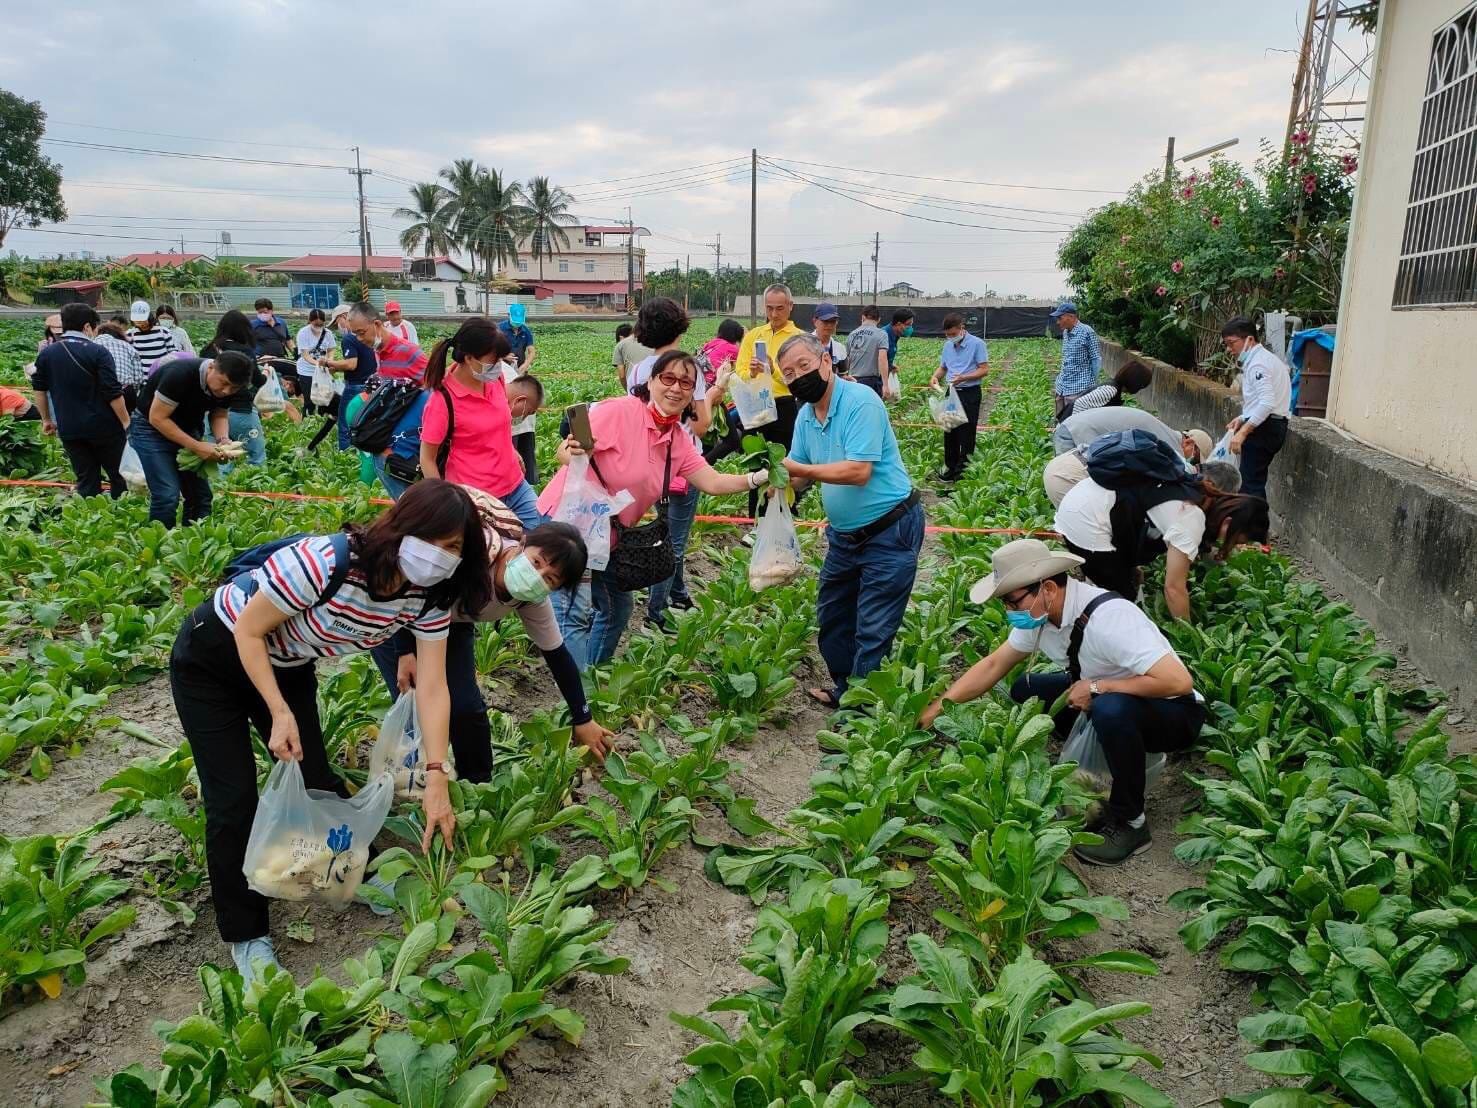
[715,363,735,392]
[747,468,769,489]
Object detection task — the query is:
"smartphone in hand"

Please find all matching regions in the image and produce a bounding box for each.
[567,403,595,452]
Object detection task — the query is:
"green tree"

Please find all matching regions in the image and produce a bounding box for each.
[0,89,66,301]
[437,161,529,282]
[524,176,577,281]
[211,260,252,287]
[106,266,151,301]
[395,181,455,259]
[781,262,819,297]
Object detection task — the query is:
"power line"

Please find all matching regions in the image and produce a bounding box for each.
[562,157,748,190]
[572,165,750,204]
[764,155,1127,195]
[64,179,396,202]
[12,227,361,249]
[757,165,1074,228]
[52,120,345,155]
[41,138,352,171]
[763,166,1087,224]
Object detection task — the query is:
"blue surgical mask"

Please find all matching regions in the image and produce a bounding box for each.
[1005,609,1049,630]
[902,325,915,337]
[1236,346,1251,365]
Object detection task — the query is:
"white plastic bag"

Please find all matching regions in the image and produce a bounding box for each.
[731,370,778,430]
[551,455,633,572]
[243,760,392,906]
[255,368,287,414]
[1209,430,1235,464]
[928,384,969,430]
[368,692,457,801]
[748,494,805,592]
[310,362,336,407]
[1057,715,1166,791]
[119,443,148,494]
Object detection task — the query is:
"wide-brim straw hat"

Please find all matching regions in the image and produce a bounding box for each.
[969,538,1084,604]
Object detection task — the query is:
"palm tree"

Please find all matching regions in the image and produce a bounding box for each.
[461,169,530,281]
[438,158,485,275]
[394,182,455,259]
[525,176,577,281]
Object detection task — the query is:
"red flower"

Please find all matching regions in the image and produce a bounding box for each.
[1288,152,1301,166]
[1341,153,1358,174]
[1181,185,1195,199]
[1171,260,1184,274]
[1303,173,1317,195]
[1155,285,1168,296]
[1211,215,1223,228]
[1291,130,1309,145]
[1188,172,1199,184]
[1274,266,1286,278]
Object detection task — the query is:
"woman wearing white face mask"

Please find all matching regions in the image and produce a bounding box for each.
[168,479,492,986]
[419,317,546,531]
[371,491,616,775]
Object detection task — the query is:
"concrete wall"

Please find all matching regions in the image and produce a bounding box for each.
[1327,0,1477,485]
[1101,338,1477,709]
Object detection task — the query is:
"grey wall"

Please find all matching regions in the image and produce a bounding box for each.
[1101,339,1477,709]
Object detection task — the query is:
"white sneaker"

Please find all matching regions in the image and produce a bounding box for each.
[362,873,397,917]
[231,936,280,988]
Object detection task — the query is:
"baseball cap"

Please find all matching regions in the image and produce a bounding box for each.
[1049,301,1077,319]
[129,300,151,322]
[508,303,527,326]
[384,300,401,313]
[813,302,839,321]
[1184,429,1214,461]
[327,302,351,322]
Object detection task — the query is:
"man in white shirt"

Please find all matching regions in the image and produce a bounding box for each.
[382,301,419,347]
[919,539,1203,864]
[1220,316,1290,499]
[810,302,848,376]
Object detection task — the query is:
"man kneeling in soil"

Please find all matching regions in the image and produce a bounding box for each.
[919,538,1204,865]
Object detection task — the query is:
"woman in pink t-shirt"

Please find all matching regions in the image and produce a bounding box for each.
[537,349,768,669]
[419,318,545,530]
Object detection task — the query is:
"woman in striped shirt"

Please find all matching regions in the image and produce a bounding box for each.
[169,479,492,984]
[126,300,179,371]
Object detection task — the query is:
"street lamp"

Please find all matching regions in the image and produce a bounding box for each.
[1180,137,1240,163]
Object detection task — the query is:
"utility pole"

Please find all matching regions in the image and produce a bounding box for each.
[349,146,374,287]
[1163,137,1176,185]
[625,205,634,313]
[683,255,690,312]
[749,148,758,324]
[858,261,864,304]
[713,233,721,313]
[871,232,880,301]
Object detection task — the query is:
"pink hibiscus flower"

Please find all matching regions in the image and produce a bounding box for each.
[1171,260,1184,274]
[1155,285,1168,296]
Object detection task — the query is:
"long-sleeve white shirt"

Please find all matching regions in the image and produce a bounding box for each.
[1238,343,1292,427]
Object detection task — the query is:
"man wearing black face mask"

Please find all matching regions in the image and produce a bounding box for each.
[775,333,922,712]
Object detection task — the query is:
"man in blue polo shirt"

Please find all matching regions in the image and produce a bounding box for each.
[776,332,922,710]
[499,302,537,368]
[929,311,991,482]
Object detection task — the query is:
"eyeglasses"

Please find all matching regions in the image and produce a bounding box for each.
[655,372,696,391]
[1001,584,1040,609]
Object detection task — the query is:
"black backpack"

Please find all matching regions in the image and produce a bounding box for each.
[350,379,425,454]
[224,531,352,602]
[1082,429,1201,564]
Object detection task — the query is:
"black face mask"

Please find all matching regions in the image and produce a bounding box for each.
[789,367,828,404]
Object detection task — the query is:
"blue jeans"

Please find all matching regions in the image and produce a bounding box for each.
[816,501,924,703]
[495,479,547,532]
[648,485,699,619]
[370,623,494,783]
[129,416,212,528]
[225,410,266,466]
[373,455,412,501]
[551,569,632,671]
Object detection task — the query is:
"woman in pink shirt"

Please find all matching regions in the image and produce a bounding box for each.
[538,349,768,669]
[419,318,545,530]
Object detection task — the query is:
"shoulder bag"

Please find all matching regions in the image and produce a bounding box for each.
[588,436,676,592]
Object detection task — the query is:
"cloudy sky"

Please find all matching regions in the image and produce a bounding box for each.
[3,0,1321,297]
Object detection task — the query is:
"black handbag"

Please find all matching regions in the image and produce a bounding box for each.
[589,437,676,592]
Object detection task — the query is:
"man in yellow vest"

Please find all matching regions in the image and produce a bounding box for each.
[733,282,804,518]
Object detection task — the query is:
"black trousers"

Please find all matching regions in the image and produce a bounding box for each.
[369,622,493,784]
[62,433,125,499]
[1064,538,1137,599]
[943,384,982,477]
[748,395,800,519]
[170,603,345,943]
[1238,416,1287,500]
[704,405,745,466]
[513,431,538,485]
[1011,672,1204,823]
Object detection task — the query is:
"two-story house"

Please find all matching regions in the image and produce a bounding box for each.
[503,224,650,309]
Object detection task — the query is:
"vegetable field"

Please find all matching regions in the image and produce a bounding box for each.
[0,317,1473,1108]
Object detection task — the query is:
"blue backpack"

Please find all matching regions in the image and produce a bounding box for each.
[223,531,352,602]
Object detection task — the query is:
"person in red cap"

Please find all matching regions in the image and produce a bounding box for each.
[383,301,418,347]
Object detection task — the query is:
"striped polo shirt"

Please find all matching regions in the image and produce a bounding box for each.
[127,325,178,370]
[373,332,428,383]
[213,535,450,666]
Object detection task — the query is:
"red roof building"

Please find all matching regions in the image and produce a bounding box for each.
[111,252,207,268]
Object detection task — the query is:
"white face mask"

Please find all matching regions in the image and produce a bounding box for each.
[397,535,462,587]
[310,323,323,333]
[257,312,273,324]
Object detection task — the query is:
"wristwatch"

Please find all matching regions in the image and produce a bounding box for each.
[1088,680,1101,697]
[423,762,450,776]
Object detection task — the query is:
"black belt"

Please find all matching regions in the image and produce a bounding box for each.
[835,489,921,543]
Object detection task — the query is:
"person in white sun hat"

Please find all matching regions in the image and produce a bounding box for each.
[918,537,1204,866]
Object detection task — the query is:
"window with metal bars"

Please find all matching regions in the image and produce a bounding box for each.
[1394,2,1477,308]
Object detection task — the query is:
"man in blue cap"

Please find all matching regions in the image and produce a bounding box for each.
[810,301,848,377]
[1050,301,1101,422]
[499,302,537,370]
